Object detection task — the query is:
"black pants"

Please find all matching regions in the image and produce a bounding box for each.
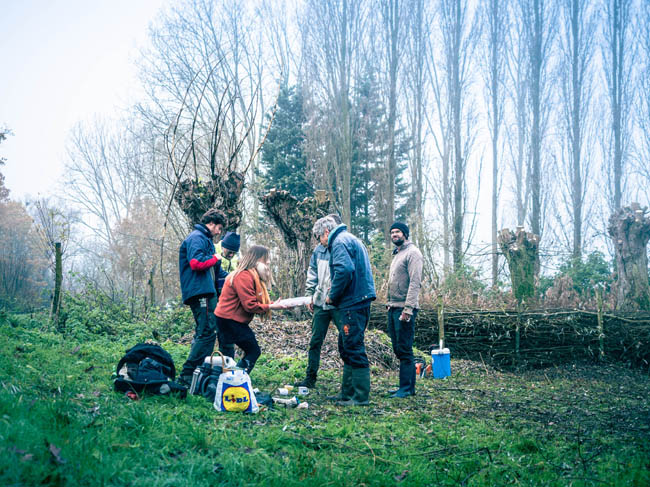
[387,307,418,393]
[304,306,339,381]
[180,295,218,379]
[334,306,370,369]
[216,316,261,373]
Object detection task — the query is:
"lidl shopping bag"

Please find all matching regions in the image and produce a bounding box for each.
[213,369,259,413]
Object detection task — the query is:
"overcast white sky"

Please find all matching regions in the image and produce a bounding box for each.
[0,0,167,200]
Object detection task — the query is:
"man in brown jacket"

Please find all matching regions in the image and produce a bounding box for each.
[387,222,423,398]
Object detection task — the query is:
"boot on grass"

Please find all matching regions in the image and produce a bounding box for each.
[294,376,316,388]
[336,367,370,406]
[327,365,353,401]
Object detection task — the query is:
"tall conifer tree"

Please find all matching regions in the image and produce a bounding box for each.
[260,85,312,198]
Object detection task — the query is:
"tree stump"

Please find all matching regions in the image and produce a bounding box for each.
[608,203,650,311]
[498,227,540,305]
[174,171,245,229]
[261,189,334,299]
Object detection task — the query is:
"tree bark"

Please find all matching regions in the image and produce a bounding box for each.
[261,189,334,298]
[174,171,246,230]
[608,203,650,311]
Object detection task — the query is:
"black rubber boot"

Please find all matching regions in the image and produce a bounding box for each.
[327,365,353,401]
[337,367,370,406]
[294,374,316,388]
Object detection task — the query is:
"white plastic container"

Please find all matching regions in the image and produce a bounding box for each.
[204,355,237,369]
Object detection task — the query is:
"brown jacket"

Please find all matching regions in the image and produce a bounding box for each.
[387,241,423,314]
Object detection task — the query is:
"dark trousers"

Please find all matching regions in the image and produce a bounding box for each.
[215,316,261,373]
[305,306,339,380]
[334,306,370,369]
[387,307,418,393]
[181,295,218,379]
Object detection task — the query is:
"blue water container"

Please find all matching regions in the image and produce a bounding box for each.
[431,348,451,379]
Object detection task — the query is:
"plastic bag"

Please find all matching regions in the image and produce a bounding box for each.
[213,369,259,413]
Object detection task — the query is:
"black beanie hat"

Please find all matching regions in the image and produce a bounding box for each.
[221,232,241,252]
[390,222,409,239]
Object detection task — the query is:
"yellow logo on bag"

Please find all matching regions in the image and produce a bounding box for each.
[222,386,250,412]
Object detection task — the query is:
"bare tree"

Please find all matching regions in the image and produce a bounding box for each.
[519,0,556,240]
[31,198,75,321]
[136,0,271,226]
[0,201,48,310]
[0,127,11,202]
[633,1,650,199]
[425,20,453,274]
[438,0,479,271]
[402,0,430,246]
[64,118,145,250]
[480,0,508,286]
[505,7,531,228]
[602,0,635,210]
[557,0,597,260]
[300,0,368,226]
[377,0,406,241]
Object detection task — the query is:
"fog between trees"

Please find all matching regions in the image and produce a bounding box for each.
[2,0,650,311]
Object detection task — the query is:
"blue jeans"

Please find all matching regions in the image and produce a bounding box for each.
[387,307,418,393]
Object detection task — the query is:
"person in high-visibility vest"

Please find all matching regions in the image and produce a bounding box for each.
[215,231,240,295]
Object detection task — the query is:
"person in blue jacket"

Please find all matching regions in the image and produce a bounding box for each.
[178,209,227,386]
[316,217,376,406]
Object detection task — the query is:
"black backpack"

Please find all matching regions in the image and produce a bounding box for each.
[114,343,187,398]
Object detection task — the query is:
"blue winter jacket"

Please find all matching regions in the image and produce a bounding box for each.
[327,224,376,309]
[178,224,228,304]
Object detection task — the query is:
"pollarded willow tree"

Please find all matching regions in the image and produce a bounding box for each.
[498,227,540,305]
[136,0,273,231]
[261,189,334,298]
[608,203,650,311]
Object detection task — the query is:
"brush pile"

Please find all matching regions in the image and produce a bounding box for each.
[369,304,650,369]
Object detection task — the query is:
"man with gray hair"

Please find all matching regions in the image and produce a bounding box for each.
[295,214,342,389]
[322,216,376,406]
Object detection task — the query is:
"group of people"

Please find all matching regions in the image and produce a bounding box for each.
[176,209,423,406]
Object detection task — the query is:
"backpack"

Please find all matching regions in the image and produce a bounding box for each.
[113,343,187,398]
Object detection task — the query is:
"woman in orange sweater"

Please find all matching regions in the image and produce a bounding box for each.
[215,245,285,373]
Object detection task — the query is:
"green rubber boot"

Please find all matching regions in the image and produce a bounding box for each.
[337,367,370,406]
[327,365,353,401]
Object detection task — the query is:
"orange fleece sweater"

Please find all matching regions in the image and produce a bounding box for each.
[214,270,270,324]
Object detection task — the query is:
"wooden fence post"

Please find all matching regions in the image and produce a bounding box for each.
[51,242,62,329]
[437,296,445,349]
[597,287,605,360]
[515,302,521,365]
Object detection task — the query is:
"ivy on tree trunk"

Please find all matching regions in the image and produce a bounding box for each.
[608,203,650,311]
[498,227,539,305]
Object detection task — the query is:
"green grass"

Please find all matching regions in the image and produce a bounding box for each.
[0,320,648,486]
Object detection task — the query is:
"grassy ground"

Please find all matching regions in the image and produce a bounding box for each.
[0,319,648,486]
